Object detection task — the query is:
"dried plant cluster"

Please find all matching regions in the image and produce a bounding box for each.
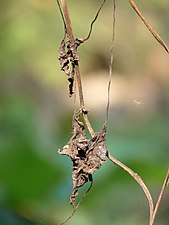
[57,0,169,225]
[59,111,107,206]
[58,38,83,96]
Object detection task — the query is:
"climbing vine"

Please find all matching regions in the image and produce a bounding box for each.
[57,1,169,225]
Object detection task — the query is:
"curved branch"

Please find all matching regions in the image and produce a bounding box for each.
[83,0,107,42]
[129,0,169,53]
[107,151,154,225]
[59,180,93,225]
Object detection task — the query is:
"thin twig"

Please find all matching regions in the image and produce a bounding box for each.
[107,151,154,225]
[56,0,67,32]
[105,0,116,126]
[83,0,107,42]
[60,0,74,41]
[60,0,95,137]
[58,180,93,225]
[150,169,169,225]
[129,0,169,53]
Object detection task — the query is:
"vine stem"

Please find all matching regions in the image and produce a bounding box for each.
[129,0,169,53]
[107,151,154,225]
[60,0,95,137]
[151,169,169,225]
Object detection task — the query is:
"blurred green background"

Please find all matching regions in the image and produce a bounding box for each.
[0,0,169,225]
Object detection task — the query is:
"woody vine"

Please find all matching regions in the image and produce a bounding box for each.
[57,0,169,225]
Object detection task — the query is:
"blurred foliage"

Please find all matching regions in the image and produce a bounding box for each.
[0,0,169,225]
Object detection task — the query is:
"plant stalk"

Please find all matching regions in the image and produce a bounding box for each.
[60,0,95,137]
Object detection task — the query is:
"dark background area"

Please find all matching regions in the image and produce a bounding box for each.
[0,0,169,225]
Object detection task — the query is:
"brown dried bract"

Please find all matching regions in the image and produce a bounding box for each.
[58,111,107,206]
[58,38,83,96]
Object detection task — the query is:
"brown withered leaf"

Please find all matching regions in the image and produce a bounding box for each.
[58,38,83,97]
[58,111,107,206]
